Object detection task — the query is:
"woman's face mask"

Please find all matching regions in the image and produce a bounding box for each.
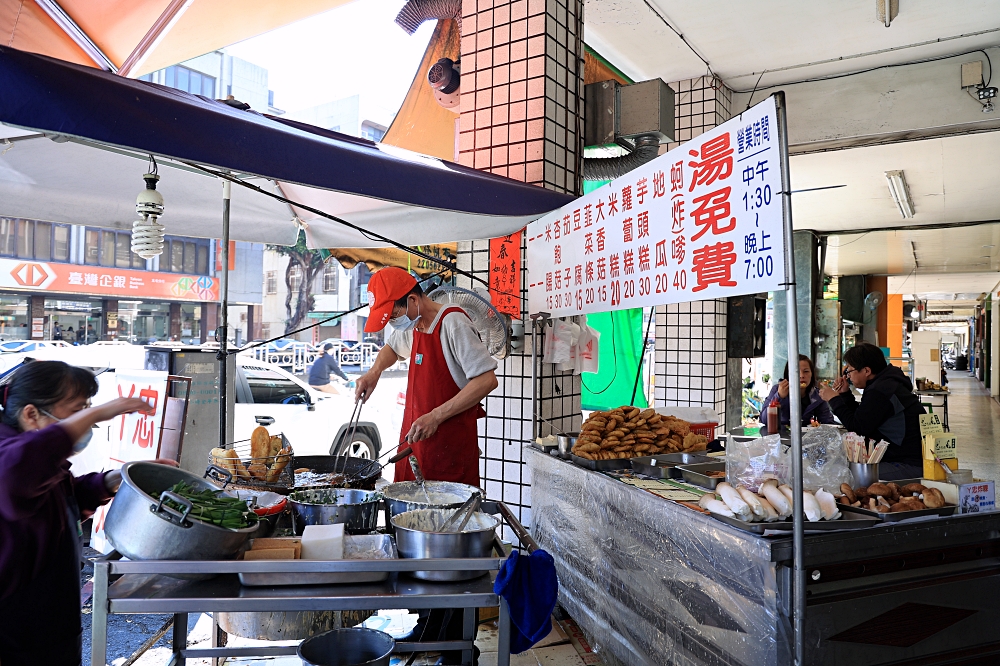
[41,409,95,454]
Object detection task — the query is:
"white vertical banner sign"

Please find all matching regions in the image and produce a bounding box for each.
[528,95,786,316]
[91,369,169,553]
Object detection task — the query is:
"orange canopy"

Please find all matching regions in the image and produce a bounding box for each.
[0,0,351,76]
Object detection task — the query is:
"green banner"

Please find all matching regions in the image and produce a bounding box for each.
[581,308,648,411]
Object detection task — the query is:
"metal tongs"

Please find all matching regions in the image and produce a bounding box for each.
[335,394,366,476]
[439,493,483,532]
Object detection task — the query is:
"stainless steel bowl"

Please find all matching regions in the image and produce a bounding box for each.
[104,461,257,563]
[298,627,395,666]
[382,481,482,532]
[391,508,499,581]
[557,431,579,457]
[288,488,381,535]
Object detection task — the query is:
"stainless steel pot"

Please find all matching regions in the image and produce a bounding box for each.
[289,488,381,535]
[104,462,257,562]
[217,610,374,642]
[391,508,499,581]
[382,481,482,532]
[557,431,579,457]
[298,627,395,666]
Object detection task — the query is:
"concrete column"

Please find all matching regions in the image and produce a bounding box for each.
[772,231,818,382]
[101,299,118,341]
[28,295,44,340]
[168,303,182,342]
[202,303,218,343]
[458,0,584,194]
[457,0,585,531]
[652,76,735,429]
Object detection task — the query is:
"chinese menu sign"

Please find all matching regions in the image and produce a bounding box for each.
[527,96,785,317]
[490,231,522,318]
[108,370,169,466]
[0,258,219,302]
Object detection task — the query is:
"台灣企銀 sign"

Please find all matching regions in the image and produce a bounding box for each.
[527,95,786,317]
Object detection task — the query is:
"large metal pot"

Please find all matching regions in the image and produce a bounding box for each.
[382,481,482,532]
[298,627,395,666]
[217,610,374,642]
[391,508,499,581]
[104,462,257,562]
[288,488,381,535]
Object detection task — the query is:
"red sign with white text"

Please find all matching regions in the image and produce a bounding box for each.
[489,231,522,318]
[527,96,785,317]
[0,257,219,302]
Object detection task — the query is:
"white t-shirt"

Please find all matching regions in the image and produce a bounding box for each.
[387,307,497,388]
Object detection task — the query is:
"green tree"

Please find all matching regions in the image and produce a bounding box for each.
[270,231,327,335]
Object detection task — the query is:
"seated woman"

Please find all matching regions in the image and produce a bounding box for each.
[760,355,835,434]
[819,342,925,480]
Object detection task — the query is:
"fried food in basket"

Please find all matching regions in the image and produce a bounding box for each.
[571,406,709,460]
[251,426,272,460]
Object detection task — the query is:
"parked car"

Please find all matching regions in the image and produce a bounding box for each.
[233,357,392,459]
[0,340,72,353]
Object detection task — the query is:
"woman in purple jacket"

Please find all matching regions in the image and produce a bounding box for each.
[0,361,171,665]
[759,355,836,435]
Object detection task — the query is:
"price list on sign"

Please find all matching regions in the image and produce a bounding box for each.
[527,96,786,317]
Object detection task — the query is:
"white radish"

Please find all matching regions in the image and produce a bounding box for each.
[759,480,792,518]
[756,495,781,522]
[802,490,823,522]
[737,485,768,522]
[716,482,754,522]
[814,488,841,521]
[698,493,735,517]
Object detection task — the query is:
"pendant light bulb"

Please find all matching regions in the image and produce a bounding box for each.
[132,172,165,259]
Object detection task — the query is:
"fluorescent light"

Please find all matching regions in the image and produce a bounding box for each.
[885,170,914,219]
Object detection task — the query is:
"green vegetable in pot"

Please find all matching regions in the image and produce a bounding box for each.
[164,481,260,530]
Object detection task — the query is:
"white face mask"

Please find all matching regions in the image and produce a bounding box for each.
[41,409,95,454]
[389,297,420,331]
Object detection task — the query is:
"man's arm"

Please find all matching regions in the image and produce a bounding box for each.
[327,355,350,382]
[355,342,405,402]
[406,370,498,442]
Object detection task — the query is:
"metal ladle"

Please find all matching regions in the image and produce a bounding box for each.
[408,453,432,505]
[439,493,482,532]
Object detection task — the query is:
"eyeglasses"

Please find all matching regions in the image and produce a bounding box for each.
[842,367,858,378]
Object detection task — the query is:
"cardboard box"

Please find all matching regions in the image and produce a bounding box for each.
[923,457,958,481]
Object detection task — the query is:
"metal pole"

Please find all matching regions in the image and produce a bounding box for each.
[530,314,540,440]
[775,91,805,665]
[219,179,231,448]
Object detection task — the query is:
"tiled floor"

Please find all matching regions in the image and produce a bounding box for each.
[933,374,1000,483]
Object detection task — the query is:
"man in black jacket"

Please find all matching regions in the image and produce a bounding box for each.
[819,342,925,480]
[308,343,350,394]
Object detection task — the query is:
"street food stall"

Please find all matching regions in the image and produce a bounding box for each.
[523,93,1000,666]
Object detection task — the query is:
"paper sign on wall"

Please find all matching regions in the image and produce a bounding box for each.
[527,95,786,317]
[489,231,522,318]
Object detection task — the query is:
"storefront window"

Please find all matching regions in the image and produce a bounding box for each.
[34,222,51,260]
[16,221,33,258]
[115,234,131,268]
[85,229,100,265]
[184,241,196,273]
[45,299,101,344]
[197,245,209,275]
[0,219,14,256]
[181,303,202,344]
[0,295,28,339]
[171,242,184,272]
[53,224,69,262]
[100,231,115,266]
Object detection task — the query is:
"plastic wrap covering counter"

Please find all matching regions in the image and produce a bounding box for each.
[527,448,791,666]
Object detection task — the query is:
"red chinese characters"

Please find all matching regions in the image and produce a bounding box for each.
[490,232,522,317]
[691,242,738,292]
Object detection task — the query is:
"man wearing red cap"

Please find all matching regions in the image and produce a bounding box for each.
[356,267,498,486]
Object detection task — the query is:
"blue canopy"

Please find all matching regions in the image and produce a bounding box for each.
[0,45,572,246]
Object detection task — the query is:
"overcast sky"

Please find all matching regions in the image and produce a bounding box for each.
[225,0,434,123]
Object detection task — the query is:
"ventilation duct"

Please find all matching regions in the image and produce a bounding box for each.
[395,0,462,35]
[583,134,661,181]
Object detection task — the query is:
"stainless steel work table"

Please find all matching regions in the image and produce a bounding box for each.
[92,556,511,666]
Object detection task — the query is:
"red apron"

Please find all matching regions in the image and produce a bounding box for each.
[393,306,484,486]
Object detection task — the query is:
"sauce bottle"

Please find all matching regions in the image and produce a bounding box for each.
[767,397,780,435]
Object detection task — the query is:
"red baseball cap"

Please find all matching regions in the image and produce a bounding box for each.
[364,267,417,332]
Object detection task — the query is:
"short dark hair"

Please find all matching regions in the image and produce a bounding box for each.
[323,343,334,351]
[394,283,423,309]
[843,342,888,375]
[782,354,818,394]
[1,361,98,428]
